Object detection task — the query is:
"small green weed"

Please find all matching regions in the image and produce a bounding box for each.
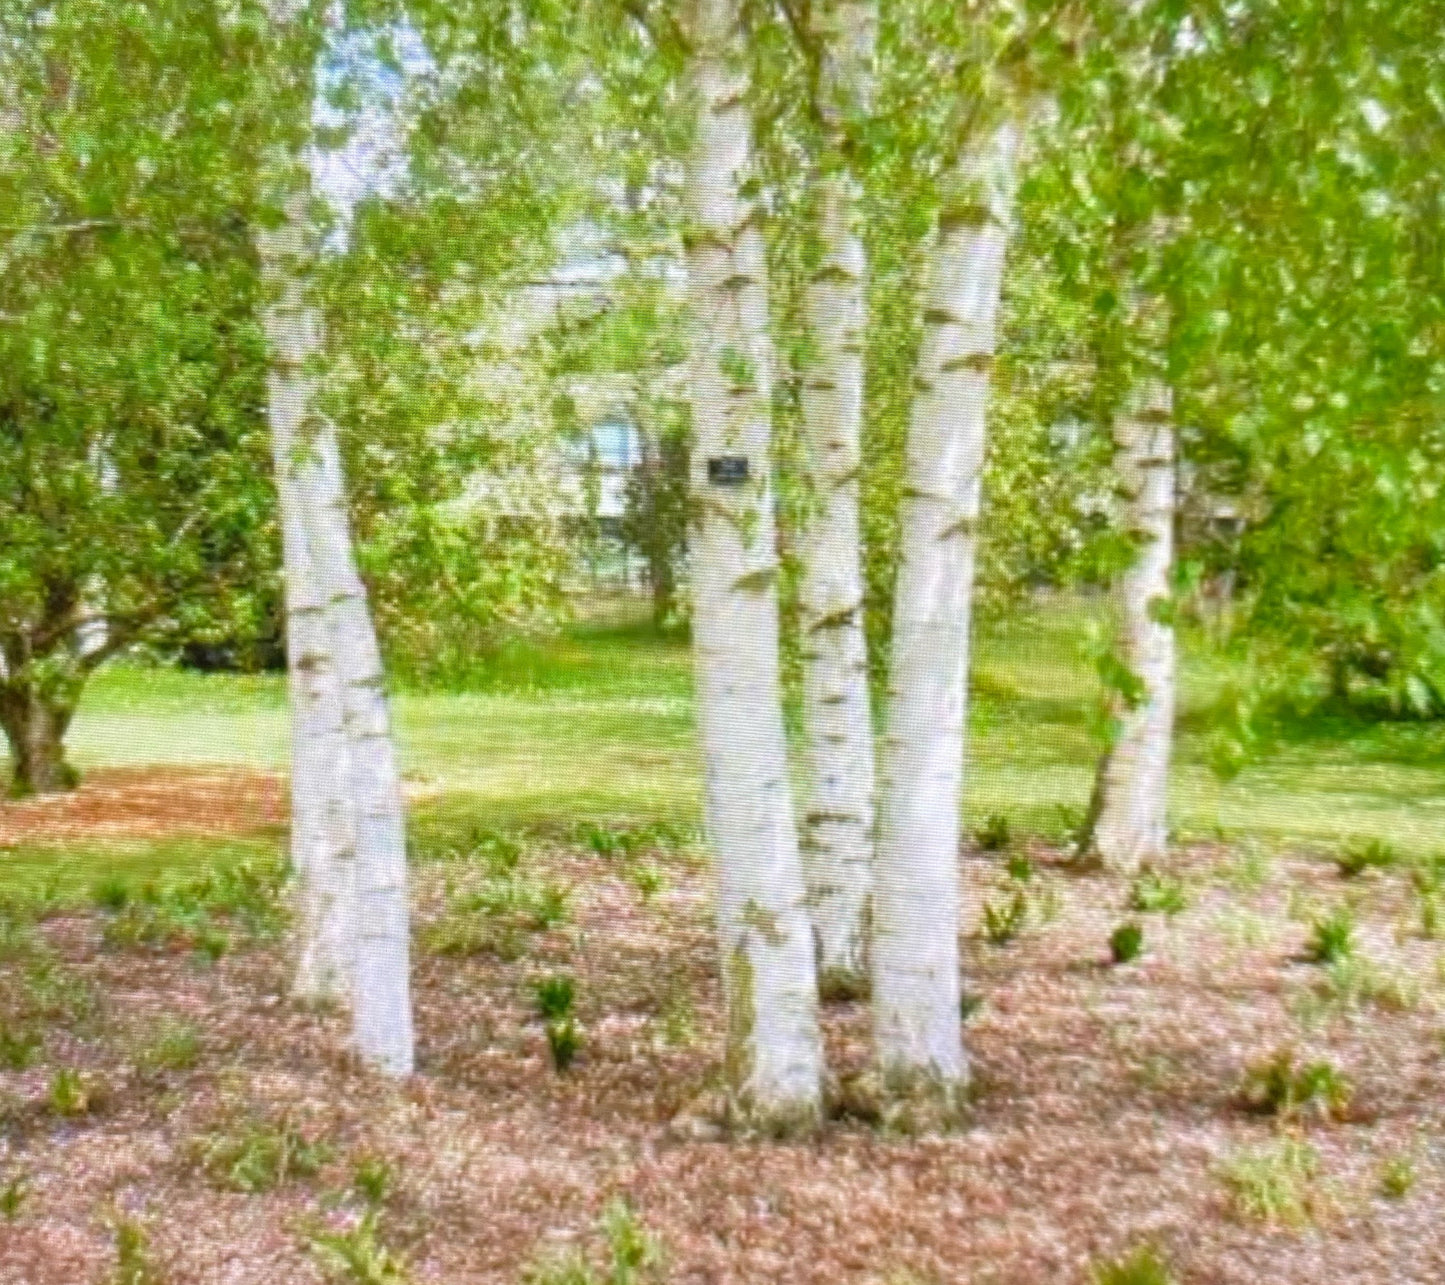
[0,1023,41,1070]
[975,814,1012,852]
[108,1213,165,1285]
[0,1169,29,1220]
[1378,1153,1417,1200]
[1129,869,1188,916]
[982,887,1028,946]
[197,1116,331,1193]
[1219,1137,1325,1227]
[1305,906,1356,964]
[1334,838,1398,879]
[1238,1049,1353,1121]
[48,1066,98,1117]
[535,974,582,1072]
[136,1019,202,1074]
[351,1155,396,1207]
[308,1210,410,1284]
[1110,921,1144,965]
[523,1198,665,1285]
[1089,1243,1176,1285]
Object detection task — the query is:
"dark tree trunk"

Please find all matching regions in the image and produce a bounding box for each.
[0,684,78,796]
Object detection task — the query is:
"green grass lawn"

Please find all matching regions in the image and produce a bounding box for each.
[6,597,1442,904]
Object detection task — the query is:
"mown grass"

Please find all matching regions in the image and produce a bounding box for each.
[4,596,1442,902]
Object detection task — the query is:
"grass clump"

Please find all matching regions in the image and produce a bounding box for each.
[196,1115,330,1193]
[1089,1243,1176,1285]
[0,1023,41,1070]
[1305,905,1356,964]
[1218,1137,1326,1228]
[1378,1153,1417,1200]
[523,1198,665,1285]
[48,1066,102,1117]
[136,1019,202,1074]
[1238,1049,1353,1121]
[308,1210,410,1284]
[535,974,582,1072]
[0,1168,29,1220]
[1129,868,1188,916]
[975,813,1012,852]
[108,1213,166,1285]
[982,887,1028,946]
[1334,837,1399,878]
[351,1154,396,1208]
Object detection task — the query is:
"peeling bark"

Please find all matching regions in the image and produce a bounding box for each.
[796,0,878,995]
[872,119,1021,1095]
[682,0,823,1129]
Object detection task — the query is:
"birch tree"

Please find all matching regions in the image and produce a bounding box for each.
[681,0,823,1129]
[1086,336,1176,874]
[793,0,879,997]
[260,2,414,1075]
[870,113,1021,1099]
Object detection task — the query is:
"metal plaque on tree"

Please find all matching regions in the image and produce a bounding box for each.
[707,455,750,486]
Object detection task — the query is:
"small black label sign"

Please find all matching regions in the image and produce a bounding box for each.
[707,455,750,485]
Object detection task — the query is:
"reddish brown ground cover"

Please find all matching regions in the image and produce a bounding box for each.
[2,792,1444,1283]
[0,768,286,846]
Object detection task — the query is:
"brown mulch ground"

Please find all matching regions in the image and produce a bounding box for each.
[0,767,287,846]
[2,800,1444,1283]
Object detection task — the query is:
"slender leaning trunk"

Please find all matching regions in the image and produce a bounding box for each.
[796,0,878,997]
[871,119,1020,1096]
[258,192,415,1076]
[1088,371,1176,874]
[682,0,823,1129]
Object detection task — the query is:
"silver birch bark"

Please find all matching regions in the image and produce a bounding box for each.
[796,0,878,997]
[259,183,415,1076]
[1090,370,1176,874]
[871,119,1021,1095]
[682,0,823,1128]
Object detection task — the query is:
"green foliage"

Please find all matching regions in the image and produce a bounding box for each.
[1238,1050,1353,1122]
[197,1116,330,1194]
[1305,906,1357,965]
[98,857,286,959]
[108,1214,166,1285]
[523,1199,665,1285]
[0,1169,29,1221]
[136,1019,202,1075]
[535,973,582,1073]
[1109,921,1144,965]
[1089,1244,1176,1285]
[975,814,1012,852]
[1334,838,1399,879]
[351,1155,396,1209]
[982,887,1028,947]
[1378,1154,1417,1201]
[308,1211,410,1285]
[48,1066,97,1118]
[0,1023,41,1071]
[1129,869,1188,916]
[1218,1138,1325,1228]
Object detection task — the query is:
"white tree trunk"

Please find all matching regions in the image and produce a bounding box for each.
[1090,372,1176,874]
[259,189,415,1077]
[796,0,878,996]
[871,119,1021,1094]
[682,0,823,1129]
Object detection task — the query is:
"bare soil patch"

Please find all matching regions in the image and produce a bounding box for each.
[2,834,1444,1283]
[0,767,286,846]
